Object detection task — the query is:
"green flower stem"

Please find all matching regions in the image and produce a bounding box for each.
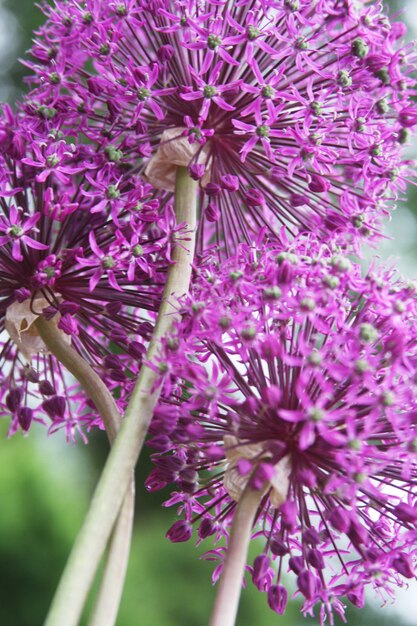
[88,481,135,626]
[43,166,198,626]
[208,486,262,626]
[35,317,121,442]
[35,316,135,626]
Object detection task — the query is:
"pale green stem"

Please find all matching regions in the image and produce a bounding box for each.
[43,166,198,626]
[35,316,120,442]
[35,317,135,626]
[208,486,262,626]
[88,481,135,626]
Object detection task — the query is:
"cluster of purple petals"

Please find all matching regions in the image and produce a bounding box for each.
[147,233,417,622]
[1,0,417,620]
[23,0,417,254]
[0,104,177,439]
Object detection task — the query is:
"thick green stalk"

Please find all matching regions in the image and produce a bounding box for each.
[35,317,135,626]
[88,481,135,626]
[35,317,120,442]
[208,486,261,626]
[43,166,197,626]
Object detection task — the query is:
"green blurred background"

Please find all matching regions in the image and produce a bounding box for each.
[0,1,417,624]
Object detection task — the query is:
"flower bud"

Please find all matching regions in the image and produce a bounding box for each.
[290,194,308,207]
[245,188,265,207]
[253,554,271,581]
[220,174,239,191]
[58,313,79,336]
[109,328,128,343]
[147,434,171,452]
[394,502,417,523]
[145,469,167,492]
[198,518,216,539]
[270,536,289,557]
[157,44,174,62]
[392,552,414,579]
[14,288,31,302]
[128,341,145,359]
[308,174,330,193]
[42,395,66,420]
[302,527,320,546]
[267,584,287,614]
[348,518,368,546]
[398,106,417,128]
[347,587,365,608]
[38,380,55,396]
[189,163,205,180]
[328,508,351,533]
[6,388,23,412]
[289,556,304,574]
[205,202,220,222]
[307,548,324,570]
[280,500,297,530]
[60,301,80,315]
[297,569,317,600]
[204,183,220,196]
[166,520,192,543]
[18,407,33,432]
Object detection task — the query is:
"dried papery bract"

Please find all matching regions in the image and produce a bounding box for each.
[148,234,417,623]
[223,435,291,507]
[5,296,68,360]
[145,128,211,191]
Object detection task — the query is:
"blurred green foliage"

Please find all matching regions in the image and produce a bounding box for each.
[0,421,88,625]
[0,0,45,101]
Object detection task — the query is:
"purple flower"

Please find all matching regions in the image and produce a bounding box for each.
[128,62,177,122]
[76,231,125,292]
[21,139,85,184]
[0,205,48,261]
[148,234,417,622]
[180,62,239,122]
[166,520,193,543]
[0,113,174,440]
[24,0,416,254]
[232,101,281,162]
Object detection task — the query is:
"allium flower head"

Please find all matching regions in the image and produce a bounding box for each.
[25,0,416,253]
[0,108,176,439]
[148,233,417,622]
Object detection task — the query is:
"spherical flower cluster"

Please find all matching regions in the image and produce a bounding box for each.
[147,233,417,622]
[0,106,177,439]
[2,0,417,622]
[24,0,417,254]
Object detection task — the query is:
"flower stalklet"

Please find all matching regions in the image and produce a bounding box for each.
[148,233,417,622]
[0,108,175,439]
[24,0,416,253]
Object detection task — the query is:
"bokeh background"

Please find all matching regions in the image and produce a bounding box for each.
[0,1,417,625]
